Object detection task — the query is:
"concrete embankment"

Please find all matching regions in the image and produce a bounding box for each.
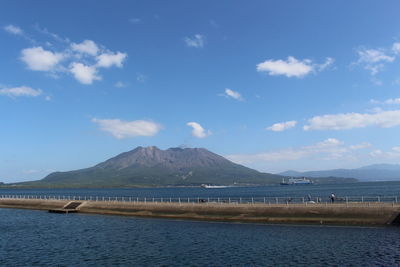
[1,198,400,226]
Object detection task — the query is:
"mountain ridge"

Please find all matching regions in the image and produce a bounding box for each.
[279,164,400,181]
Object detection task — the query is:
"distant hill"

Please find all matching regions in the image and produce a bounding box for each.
[15,146,284,188]
[279,164,400,181]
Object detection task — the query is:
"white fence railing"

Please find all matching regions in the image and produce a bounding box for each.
[0,194,399,205]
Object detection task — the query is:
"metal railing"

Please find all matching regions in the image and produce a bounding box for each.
[0,194,399,205]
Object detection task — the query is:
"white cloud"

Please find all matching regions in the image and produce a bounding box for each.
[369,146,400,159]
[129,18,142,24]
[318,138,343,146]
[136,73,147,83]
[96,52,127,68]
[0,86,42,97]
[304,109,400,131]
[92,118,162,139]
[225,138,389,173]
[385,98,400,104]
[224,88,244,101]
[371,77,383,86]
[256,56,332,78]
[184,34,205,48]
[392,146,400,153]
[187,122,211,138]
[267,120,297,132]
[227,138,346,164]
[20,46,64,71]
[4,24,23,35]
[4,24,35,43]
[70,62,101,84]
[34,24,70,44]
[71,40,99,56]
[369,149,383,157]
[356,48,395,75]
[350,142,372,150]
[317,57,335,71]
[357,48,394,63]
[14,28,127,85]
[114,81,127,88]
[369,107,384,113]
[392,43,400,54]
[371,98,400,105]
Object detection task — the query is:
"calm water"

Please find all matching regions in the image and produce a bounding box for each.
[0,208,399,266]
[1,182,400,266]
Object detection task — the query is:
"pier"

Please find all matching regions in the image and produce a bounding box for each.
[0,194,400,226]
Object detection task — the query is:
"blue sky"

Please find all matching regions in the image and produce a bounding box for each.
[2,0,400,182]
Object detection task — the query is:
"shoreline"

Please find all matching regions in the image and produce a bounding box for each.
[1,198,399,226]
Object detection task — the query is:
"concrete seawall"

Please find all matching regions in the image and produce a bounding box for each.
[1,198,400,226]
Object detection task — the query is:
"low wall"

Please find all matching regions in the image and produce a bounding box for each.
[0,198,69,210]
[1,198,399,226]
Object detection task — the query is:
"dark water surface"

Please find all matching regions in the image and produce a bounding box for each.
[1,208,400,266]
[1,182,400,266]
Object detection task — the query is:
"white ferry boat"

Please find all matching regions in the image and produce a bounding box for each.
[201,184,229,189]
[280,177,313,185]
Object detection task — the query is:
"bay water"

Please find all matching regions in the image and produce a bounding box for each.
[1,181,400,266]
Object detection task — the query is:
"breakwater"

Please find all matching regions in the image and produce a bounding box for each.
[1,197,399,226]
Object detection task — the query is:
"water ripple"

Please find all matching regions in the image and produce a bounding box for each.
[0,208,399,266]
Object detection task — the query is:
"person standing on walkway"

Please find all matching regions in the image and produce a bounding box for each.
[330,193,336,203]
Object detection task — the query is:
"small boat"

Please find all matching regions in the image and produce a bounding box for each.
[280,177,313,185]
[201,184,229,188]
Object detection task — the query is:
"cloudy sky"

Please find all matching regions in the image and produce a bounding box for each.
[2,1,400,182]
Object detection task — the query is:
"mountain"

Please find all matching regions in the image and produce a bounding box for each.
[17,146,284,188]
[357,164,400,171]
[279,164,400,181]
